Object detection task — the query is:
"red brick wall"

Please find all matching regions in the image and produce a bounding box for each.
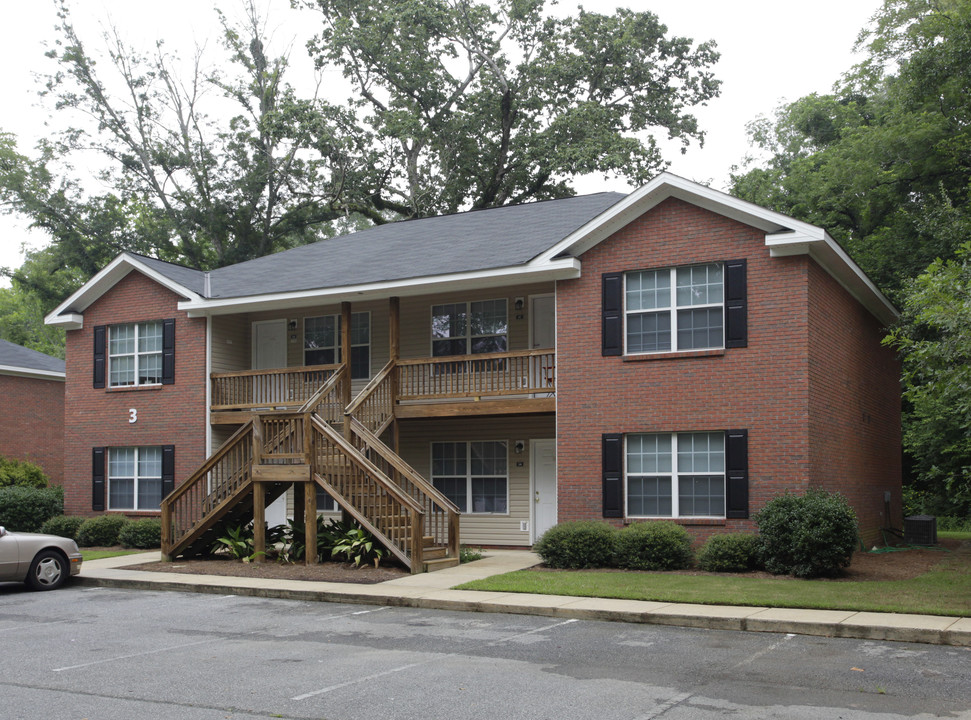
[807,262,902,545]
[63,271,207,517]
[555,196,898,544]
[0,374,64,483]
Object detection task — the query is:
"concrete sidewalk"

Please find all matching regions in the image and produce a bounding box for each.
[77,550,971,647]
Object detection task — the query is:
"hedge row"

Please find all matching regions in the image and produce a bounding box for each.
[534,490,859,579]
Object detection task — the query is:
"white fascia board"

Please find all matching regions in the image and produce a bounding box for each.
[536,172,807,264]
[179,258,581,317]
[45,313,84,330]
[44,253,203,328]
[768,231,899,325]
[0,365,66,381]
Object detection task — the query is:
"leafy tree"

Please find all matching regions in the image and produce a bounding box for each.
[0,283,65,358]
[884,242,971,515]
[300,0,720,218]
[731,0,971,300]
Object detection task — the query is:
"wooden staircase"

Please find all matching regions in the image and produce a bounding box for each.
[161,363,461,572]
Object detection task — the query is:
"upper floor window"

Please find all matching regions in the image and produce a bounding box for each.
[304,312,370,380]
[626,264,724,354]
[431,300,507,357]
[109,321,163,387]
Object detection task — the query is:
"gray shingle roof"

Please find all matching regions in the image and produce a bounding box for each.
[0,339,65,375]
[205,193,625,298]
[130,255,207,296]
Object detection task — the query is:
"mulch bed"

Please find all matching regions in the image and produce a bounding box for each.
[109,538,964,585]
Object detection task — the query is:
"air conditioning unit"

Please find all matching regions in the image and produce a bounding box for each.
[904,515,937,545]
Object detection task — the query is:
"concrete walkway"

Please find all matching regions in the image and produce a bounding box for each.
[77,550,971,647]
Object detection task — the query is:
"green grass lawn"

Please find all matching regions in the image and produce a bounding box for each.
[81,549,150,561]
[458,540,971,617]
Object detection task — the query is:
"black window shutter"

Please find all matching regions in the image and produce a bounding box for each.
[93,325,106,388]
[92,447,106,511]
[602,433,624,518]
[725,429,749,518]
[725,260,748,348]
[162,318,176,385]
[161,445,175,499]
[602,273,623,356]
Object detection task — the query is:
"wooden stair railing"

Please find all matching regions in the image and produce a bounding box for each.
[347,417,460,559]
[161,421,255,560]
[310,415,425,572]
[344,360,396,436]
[299,366,348,427]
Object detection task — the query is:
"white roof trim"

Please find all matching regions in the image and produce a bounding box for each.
[180,258,581,317]
[536,172,897,325]
[44,253,203,328]
[0,364,66,381]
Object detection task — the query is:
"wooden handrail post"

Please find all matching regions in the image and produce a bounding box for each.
[341,302,352,409]
[160,502,172,561]
[411,510,424,574]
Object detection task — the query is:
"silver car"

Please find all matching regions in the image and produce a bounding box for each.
[0,526,83,590]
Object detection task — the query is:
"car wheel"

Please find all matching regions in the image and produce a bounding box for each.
[26,550,67,591]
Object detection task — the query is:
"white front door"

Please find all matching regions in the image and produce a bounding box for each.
[530,439,557,543]
[252,319,289,527]
[252,319,288,370]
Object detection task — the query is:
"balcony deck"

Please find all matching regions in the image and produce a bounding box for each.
[210,350,555,423]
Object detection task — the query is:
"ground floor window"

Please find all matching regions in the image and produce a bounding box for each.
[108,447,162,511]
[431,441,508,513]
[315,487,336,512]
[626,432,725,518]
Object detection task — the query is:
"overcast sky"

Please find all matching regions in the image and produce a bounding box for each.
[0,0,883,283]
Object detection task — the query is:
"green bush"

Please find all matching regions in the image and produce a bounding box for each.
[118,518,162,549]
[614,521,693,570]
[40,515,86,540]
[534,521,617,569]
[696,533,761,572]
[755,489,858,578]
[76,515,130,547]
[0,485,64,532]
[0,456,49,488]
[937,515,971,532]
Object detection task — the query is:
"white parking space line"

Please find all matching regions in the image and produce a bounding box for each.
[0,618,73,633]
[292,616,582,701]
[52,636,235,672]
[732,633,796,668]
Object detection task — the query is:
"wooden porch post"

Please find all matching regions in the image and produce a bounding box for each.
[304,480,317,565]
[389,296,401,457]
[253,481,266,563]
[341,301,352,441]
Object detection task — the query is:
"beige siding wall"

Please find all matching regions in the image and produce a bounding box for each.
[398,414,555,546]
[398,282,555,359]
[211,315,250,374]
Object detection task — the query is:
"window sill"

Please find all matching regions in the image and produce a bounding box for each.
[623,349,724,362]
[626,517,726,526]
[106,384,163,393]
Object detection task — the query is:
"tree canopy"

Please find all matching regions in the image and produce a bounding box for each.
[0,0,720,332]
[731,0,971,301]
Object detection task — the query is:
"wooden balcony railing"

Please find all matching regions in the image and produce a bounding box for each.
[396,349,555,401]
[211,364,340,411]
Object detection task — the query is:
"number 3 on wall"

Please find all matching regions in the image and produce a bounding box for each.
[129,408,137,424]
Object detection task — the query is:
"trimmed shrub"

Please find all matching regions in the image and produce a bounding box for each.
[40,515,86,540]
[119,518,162,549]
[76,515,130,547]
[0,456,49,488]
[614,521,693,570]
[937,516,971,532]
[0,485,64,532]
[696,533,761,573]
[755,489,858,578]
[534,521,617,569]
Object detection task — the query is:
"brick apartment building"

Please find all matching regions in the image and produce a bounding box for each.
[45,174,901,569]
[0,339,65,484]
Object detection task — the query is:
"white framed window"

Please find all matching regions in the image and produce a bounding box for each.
[625,264,724,354]
[304,312,370,379]
[431,300,508,357]
[431,441,508,514]
[626,432,725,518]
[108,447,162,511]
[108,321,163,387]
